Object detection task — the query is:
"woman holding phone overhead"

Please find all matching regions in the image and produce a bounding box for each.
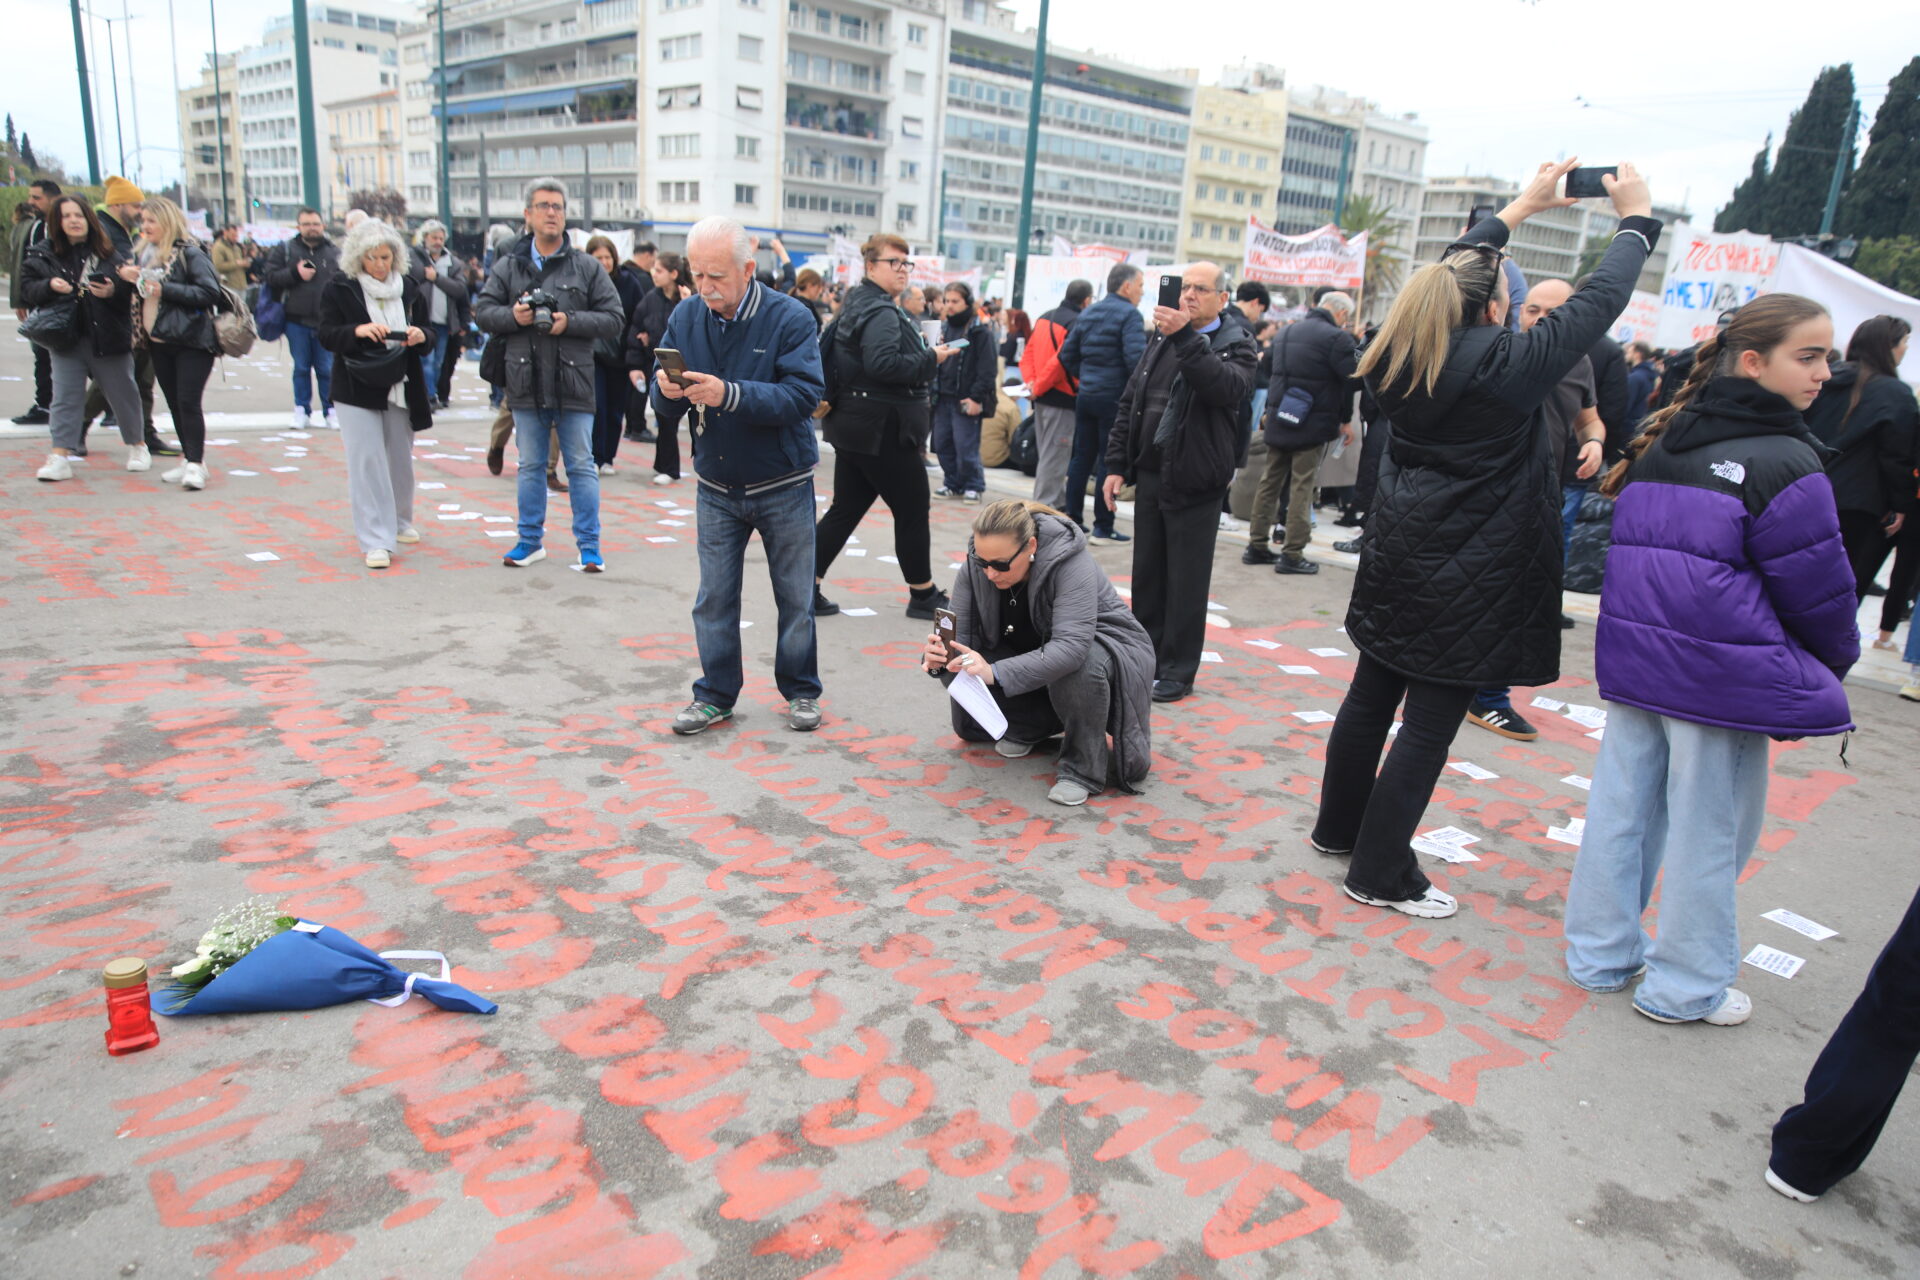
[1306,158,1661,921]
[923,499,1154,807]
[813,232,957,620]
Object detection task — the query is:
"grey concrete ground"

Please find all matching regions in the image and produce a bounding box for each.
[2,314,1917,1279]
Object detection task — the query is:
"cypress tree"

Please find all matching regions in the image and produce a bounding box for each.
[1761,64,1857,237]
[1839,56,1920,240]
[1715,136,1772,233]
[20,131,36,173]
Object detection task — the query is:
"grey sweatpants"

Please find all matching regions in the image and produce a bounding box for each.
[335,402,416,553]
[1031,403,1075,510]
[49,347,144,451]
[952,643,1118,794]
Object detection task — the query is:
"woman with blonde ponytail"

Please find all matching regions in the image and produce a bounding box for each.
[1311,158,1663,921]
[1565,293,1859,1027]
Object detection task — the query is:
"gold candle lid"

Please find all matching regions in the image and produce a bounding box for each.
[103,957,149,989]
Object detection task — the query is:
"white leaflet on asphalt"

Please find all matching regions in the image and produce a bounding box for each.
[658,519,686,527]
[845,548,867,556]
[1547,817,1587,846]
[739,621,754,629]
[647,536,677,543]
[878,555,899,563]
[1308,647,1347,657]
[1760,909,1838,941]
[1244,639,1283,650]
[483,516,512,523]
[1413,838,1481,863]
[1564,704,1609,729]
[1205,614,1230,628]
[245,552,280,562]
[1562,774,1592,790]
[439,503,461,511]
[1743,944,1805,979]
[1531,697,1567,711]
[1292,710,1336,724]
[1388,722,1402,735]
[1206,602,1228,611]
[415,439,437,445]
[948,670,1008,739]
[1200,652,1223,663]
[208,438,240,446]
[841,607,877,616]
[485,531,516,538]
[228,470,259,476]
[1447,762,1499,781]
[418,482,446,489]
[270,466,299,472]
[1420,826,1481,847]
[1586,728,1605,740]
[1278,664,1319,675]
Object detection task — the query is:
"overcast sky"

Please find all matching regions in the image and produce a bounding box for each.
[10,0,1917,228]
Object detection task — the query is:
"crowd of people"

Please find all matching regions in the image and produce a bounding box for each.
[9,165,1918,1201]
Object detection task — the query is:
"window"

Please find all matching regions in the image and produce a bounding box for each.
[661,0,700,7]
[738,35,762,60]
[660,34,701,60]
[736,135,759,159]
[901,117,923,139]
[1238,151,1250,167]
[905,71,925,94]
[736,85,763,111]
[1196,182,1209,200]
[1191,220,1204,238]
[659,180,700,203]
[1232,189,1246,205]
[1255,155,1269,172]
[735,183,757,205]
[1199,145,1213,161]
[659,133,701,158]
[740,0,761,6]
[897,203,916,224]
[1219,148,1232,165]
[907,22,926,44]
[1228,225,1241,243]
[1208,223,1222,241]
[899,160,919,179]
[658,84,702,109]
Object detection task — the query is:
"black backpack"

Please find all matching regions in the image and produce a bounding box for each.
[1009,415,1038,475]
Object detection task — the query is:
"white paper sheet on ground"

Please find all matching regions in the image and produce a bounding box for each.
[653,499,678,508]
[1531,696,1567,711]
[228,469,259,476]
[439,503,461,511]
[1244,639,1283,650]
[1413,837,1481,863]
[847,536,860,544]
[270,466,300,473]
[1200,652,1223,663]
[1547,817,1587,846]
[846,548,867,556]
[948,670,1008,739]
[1447,762,1500,781]
[659,519,686,527]
[1564,704,1608,729]
[1205,614,1230,628]
[1743,944,1805,979]
[208,438,239,446]
[1388,722,1402,735]
[1278,664,1319,675]
[438,513,480,521]
[878,555,899,563]
[485,531,516,538]
[1292,710,1336,724]
[483,516,512,523]
[418,482,446,489]
[739,621,754,629]
[1206,602,1228,611]
[1308,647,1347,657]
[245,552,280,562]
[1114,585,1131,596]
[1761,908,1838,941]
[415,439,437,445]
[841,607,877,616]
[1562,774,1592,790]
[1420,826,1481,848]
[647,536,677,543]
[1586,728,1605,740]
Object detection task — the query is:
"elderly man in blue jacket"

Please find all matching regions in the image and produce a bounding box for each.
[653,216,828,736]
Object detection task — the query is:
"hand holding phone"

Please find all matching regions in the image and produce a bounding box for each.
[1565,166,1618,200]
[654,348,693,388]
[1157,274,1183,310]
[934,608,958,664]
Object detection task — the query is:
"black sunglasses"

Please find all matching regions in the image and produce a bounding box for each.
[971,541,1033,573]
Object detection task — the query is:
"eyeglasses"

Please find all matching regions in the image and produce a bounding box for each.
[872,256,911,269]
[1178,283,1219,296]
[528,201,565,214]
[972,543,1031,573]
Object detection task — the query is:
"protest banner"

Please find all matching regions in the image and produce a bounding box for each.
[1654,223,1778,350]
[1610,291,1662,346]
[243,221,298,247]
[1768,244,1920,382]
[1241,219,1366,291]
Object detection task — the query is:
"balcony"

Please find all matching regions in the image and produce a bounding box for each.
[786,10,884,50]
[446,56,637,100]
[443,109,637,137]
[783,159,882,190]
[784,99,888,145]
[328,132,399,149]
[444,19,582,63]
[785,63,889,102]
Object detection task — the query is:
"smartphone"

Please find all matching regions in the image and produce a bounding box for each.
[942,338,970,352]
[934,608,958,664]
[1465,204,1497,231]
[654,348,693,388]
[87,271,112,285]
[1565,166,1617,200]
[1157,274,1182,310]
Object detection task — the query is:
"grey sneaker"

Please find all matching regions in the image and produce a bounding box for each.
[1047,779,1092,806]
[672,702,733,736]
[995,738,1036,758]
[787,698,822,732]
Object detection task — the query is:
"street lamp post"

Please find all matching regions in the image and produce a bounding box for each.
[436,0,450,225]
[291,0,322,212]
[1009,0,1049,310]
[67,0,102,182]
[210,1,231,225]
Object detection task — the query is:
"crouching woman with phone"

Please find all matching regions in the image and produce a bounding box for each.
[922,499,1155,807]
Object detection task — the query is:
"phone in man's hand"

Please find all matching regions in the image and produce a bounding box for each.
[934,608,959,664]
[654,348,694,388]
[1157,275,1182,310]
[1565,167,1618,200]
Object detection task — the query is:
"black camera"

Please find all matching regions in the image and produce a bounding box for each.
[521,288,559,334]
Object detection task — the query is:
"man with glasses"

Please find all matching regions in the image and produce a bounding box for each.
[265,207,344,429]
[652,216,828,736]
[474,178,626,572]
[1103,263,1259,702]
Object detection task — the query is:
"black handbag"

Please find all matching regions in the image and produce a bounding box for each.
[342,338,410,389]
[21,296,84,351]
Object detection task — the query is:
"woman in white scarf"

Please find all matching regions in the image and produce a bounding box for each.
[318,219,429,568]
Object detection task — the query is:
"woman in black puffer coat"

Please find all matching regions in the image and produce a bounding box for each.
[1307,160,1660,922]
[137,198,226,489]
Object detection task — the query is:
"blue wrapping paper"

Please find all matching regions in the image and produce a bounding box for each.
[153,922,498,1016]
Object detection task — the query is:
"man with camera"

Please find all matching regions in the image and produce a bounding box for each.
[1103,263,1259,703]
[265,208,344,430]
[1245,291,1359,574]
[474,179,626,572]
[651,216,828,737]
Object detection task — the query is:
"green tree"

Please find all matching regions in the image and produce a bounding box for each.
[1853,236,1920,296]
[1714,136,1772,233]
[346,187,408,224]
[20,131,36,173]
[1839,56,1920,240]
[1339,193,1403,309]
[4,115,14,156]
[1762,64,1857,237]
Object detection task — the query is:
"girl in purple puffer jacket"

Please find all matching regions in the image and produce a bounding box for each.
[1564,294,1860,1028]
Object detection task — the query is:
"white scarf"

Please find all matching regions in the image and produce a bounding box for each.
[358,270,407,331]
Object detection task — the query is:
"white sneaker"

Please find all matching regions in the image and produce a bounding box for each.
[161,464,186,484]
[1343,884,1458,918]
[395,526,420,544]
[181,462,208,490]
[1765,1167,1819,1203]
[324,409,339,430]
[597,463,615,477]
[365,549,391,569]
[1900,681,1920,703]
[1634,987,1753,1026]
[651,473,676,486]
[291,409,312,430]
[125,445,152,472]
[35,452,73,482]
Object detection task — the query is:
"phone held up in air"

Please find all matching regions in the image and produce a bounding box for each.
[1157,274,1183,310]
[1564,167,1617,200]
[934,608,959,665]
[654,348,694,388]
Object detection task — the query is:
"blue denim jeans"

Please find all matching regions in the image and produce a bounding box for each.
[420,324,449,395]
[1066,399,1117,531]
[1563,701,1770,1020]
[932,399,985,493]
[693,479,821,709]
[1562,481,1586,556]
[284,321,333,413]
[512,408,599,551]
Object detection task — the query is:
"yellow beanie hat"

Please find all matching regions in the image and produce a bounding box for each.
[102,176,145,206]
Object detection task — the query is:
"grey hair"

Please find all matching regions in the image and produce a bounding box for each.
[523,177,568,208]
[343,209,369,230]
[1320,290,1355,318]
[1105,262,1141,294]
[486,222,517,252]
[415,219,448,245]
[339,217,410,278]
[1206,262,1233,294]
[686,215,754,266]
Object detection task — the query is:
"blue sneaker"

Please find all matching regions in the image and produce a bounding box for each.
[576,549,604,574]
[1089,527,1131,544]
[502,542,546,567]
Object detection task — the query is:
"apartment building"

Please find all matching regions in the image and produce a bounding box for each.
[178,53,244,227]
[326,91,404,204]
[1177,67,1286,264]
[1414,176,1588,283]
[940,0,1192,269]
[235,6,406,219]
[1275,85,1427,298]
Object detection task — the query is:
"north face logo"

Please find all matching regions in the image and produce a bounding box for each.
[1710,460,1746,485]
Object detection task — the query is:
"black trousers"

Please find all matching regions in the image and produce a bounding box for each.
[1311,651,1476,903]
[814,440,932,584]
[591,365,624,466]
[1770,881,1920,1196]
[1838,509,1896,601]
[149,344,214,464]
[1874,516,1920,633]
[625,379,652,440]
[32,341,52,409]
[436,330,458,403]
[1130,467,1225,687]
